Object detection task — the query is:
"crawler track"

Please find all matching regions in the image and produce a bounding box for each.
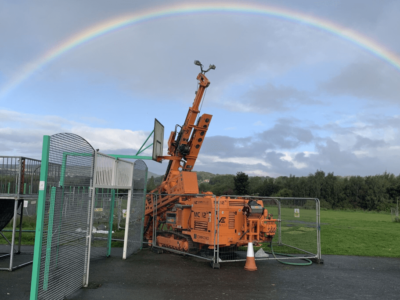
[156,230,198,252]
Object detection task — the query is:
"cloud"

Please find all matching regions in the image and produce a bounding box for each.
[0,109,151,158]
[202,119,315,159]
[0,0,373,102]
[320,61,400,103]
[197,115,400,177]
[2,108,400,177]
[218,83,322,114]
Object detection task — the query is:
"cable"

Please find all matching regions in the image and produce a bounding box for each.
[268,242,313,266]
[199,87,207,113]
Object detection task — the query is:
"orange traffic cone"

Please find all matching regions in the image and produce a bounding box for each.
[244,242,257,271]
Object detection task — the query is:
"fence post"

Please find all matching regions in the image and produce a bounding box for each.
[316,198,322,261]
[84,152,97,287]
[107,189,116,257]
[139,168,148,250]
[43,187,57,290]
[123,190,132,259]
[30,135,50,300]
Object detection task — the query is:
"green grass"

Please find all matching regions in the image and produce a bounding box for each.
[262,206,400,258]
[320,209,400,257]
[1,208,399,258]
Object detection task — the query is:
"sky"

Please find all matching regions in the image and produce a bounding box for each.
[1,0,400,177]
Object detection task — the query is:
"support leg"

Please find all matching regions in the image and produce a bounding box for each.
[18,200,24,254]
[9,200,18,271]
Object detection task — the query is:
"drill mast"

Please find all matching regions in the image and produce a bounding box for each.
[144,62,215,223]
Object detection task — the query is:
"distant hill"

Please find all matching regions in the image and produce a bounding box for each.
[148,171,162,178]
[146,170,269,185]
[194,171,268,183]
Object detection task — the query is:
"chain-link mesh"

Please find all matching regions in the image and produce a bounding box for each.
[124,160,147,257]
[37,133,94,300]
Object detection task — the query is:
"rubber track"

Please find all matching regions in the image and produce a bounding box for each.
[156,230,198,252]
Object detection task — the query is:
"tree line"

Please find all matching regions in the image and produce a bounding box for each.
[146,170,400,211]
[199,170,400,212]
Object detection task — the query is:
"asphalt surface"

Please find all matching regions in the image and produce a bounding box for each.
[0,246,399,300]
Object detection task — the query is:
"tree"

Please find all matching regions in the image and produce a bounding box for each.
[234,172,249,195]
[260,178,279,196]
[275,188,293,197]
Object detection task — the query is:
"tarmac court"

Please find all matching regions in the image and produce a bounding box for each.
[1,246,399,300]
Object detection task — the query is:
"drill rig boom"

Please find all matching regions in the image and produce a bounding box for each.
[143,62,277,252]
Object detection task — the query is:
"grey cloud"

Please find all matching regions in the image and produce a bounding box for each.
[321,61,400,103]
[200,136,253,157]
[2,0,386,102]
[202,119,314,159]
[353,136,387,150]
[199,137,389,177]
[259,120,314,148]
[300,139,383,176]
[198,115,400,177]
[219,83,321,114]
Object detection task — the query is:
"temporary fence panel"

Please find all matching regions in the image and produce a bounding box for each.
[123,160,148,259]
[275,198,320,259]
[31,133,95,300]
[214,196,321,264]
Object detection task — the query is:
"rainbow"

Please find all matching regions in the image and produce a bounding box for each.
[1,2,400,99]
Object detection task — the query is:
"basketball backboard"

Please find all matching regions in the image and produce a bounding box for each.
[152,118,164,162]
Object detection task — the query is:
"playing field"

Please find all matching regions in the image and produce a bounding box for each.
[1,209,399,257]
[320,209,400,257]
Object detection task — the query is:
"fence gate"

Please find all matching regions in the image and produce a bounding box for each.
[30,134,142,300]
[30,133,95,300]
[123,160,148,259]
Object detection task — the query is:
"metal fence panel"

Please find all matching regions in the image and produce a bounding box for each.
[215,196,321,264]
[93,153,133,189]
[35,133,95,300]
[0,157,19,196]
[0,156,41,271]
[123,160,147,258]
[90,189,114,260]
[0,156,41,198]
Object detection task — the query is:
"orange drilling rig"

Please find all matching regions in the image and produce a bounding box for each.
[143,61,277,256]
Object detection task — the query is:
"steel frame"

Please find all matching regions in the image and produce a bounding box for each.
[0,156,41,272]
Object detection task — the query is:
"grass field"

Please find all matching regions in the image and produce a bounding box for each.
[1,209,399,258]
[320,209,399,257]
